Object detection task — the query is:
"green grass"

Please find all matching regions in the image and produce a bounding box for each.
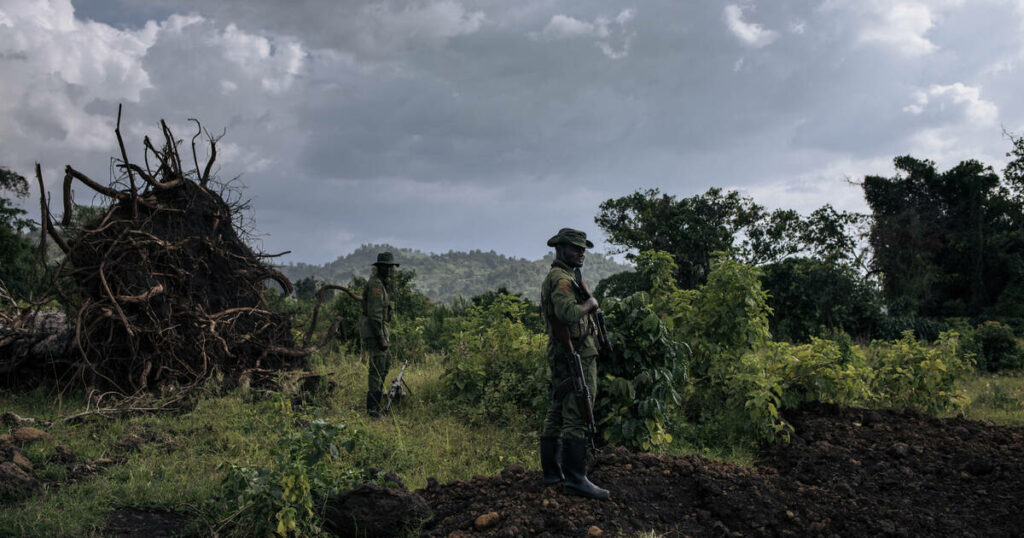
[0,350,536,537]
[950,371,1024,425]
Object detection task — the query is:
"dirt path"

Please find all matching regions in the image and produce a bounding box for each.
[418,403,1024,537]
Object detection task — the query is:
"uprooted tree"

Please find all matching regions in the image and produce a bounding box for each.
[1,107,328,394]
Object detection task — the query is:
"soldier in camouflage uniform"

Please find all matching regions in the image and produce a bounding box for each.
[360,252,399,418]
[540,228,609,500]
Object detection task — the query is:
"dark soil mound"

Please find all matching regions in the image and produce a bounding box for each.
[418,403,1024,537]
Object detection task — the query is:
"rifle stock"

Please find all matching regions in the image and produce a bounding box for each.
[382,359,409,413]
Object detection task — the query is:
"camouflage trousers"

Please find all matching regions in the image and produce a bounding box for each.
[541,353,598,440]
[364,338,392,394]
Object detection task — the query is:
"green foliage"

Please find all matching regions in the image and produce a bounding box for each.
[680,255,772,361]
[670,256,778,443]
[595,188,763,288]
[971,321,1023,372]
[863,155,1024,319]
[743,205,867,266]
[723,330,973,443]
[0,167,37,298]
[217,399,364,537]
[279,243,629,303]
[761,257,884,342]
[1004,129,1024,198]
[293,277,319,301]
[438,295,547,426]
[865,331,974,413]
[599,292,683,450]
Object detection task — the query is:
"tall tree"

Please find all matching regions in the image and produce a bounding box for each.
[595,188,763,288]
[863,155,1024,318]
[0,167,37,298]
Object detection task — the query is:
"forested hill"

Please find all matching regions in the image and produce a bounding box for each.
[277,244,630,303]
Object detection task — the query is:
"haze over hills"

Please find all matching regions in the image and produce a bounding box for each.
[277,244,631,303]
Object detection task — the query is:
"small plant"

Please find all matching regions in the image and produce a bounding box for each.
[217,400,364,537]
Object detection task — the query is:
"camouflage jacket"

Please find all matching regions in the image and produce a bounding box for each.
[541,260,598,358]
[359,274,394,340]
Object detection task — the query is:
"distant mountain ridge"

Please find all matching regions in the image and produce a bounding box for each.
[277,244,631,303]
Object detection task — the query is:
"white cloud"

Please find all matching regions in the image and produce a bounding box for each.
[220,24,306,93]
[597,37,632,60]
[0,0,159,153]
[615,8,635,25]
[842,2,937,56]
[541,14,602,39]
[789,20,807,34]
[861,3,936,56]
[740,156,885,215]
[903,83,999,125]
[723,5,779,48]
[534,8,636,59]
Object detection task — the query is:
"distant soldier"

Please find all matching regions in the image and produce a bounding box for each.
[360,251,399,419]
[539,228,609,500]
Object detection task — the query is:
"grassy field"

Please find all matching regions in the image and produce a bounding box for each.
[0,351,536,537]
[1,347,1022,537]
[951,371,1024,425]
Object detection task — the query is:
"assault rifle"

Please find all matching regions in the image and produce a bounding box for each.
[382,359,412,414]
[574,268,612,355]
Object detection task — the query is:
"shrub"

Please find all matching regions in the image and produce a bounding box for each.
[972,321,1023,372]
[599,292,684,450]
[438,295,547,426]
[217,400,364,537]
[866,331,974,413]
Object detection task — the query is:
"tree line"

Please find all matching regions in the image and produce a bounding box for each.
[280,244,630,304]
[594,133,1024,348]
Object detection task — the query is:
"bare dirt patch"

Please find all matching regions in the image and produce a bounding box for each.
[102,508,193,537]
[417,403,1024,537]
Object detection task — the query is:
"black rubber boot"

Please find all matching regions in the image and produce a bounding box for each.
[562,438,609,500]
[540,436,564,487]
[366,390,383,419]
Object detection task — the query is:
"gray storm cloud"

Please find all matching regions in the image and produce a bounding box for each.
[2,0,1023,263]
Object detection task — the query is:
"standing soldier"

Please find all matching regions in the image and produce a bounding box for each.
[539,228,609,500]
[360,251,399,419]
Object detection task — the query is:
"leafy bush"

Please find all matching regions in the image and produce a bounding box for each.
[672,255,773,441]
[874,312,948,342]
[599,292,684,450]
[972,321,1023,372]
[865,331,974,413]
[760,257,883,342]
[438,295,547,426]
[217,400,365,537]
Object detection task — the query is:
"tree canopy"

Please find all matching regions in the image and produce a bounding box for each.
[863,155,1024,319]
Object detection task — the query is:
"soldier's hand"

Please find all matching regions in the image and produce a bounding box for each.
[581,297,599,314]
[378,336,389,350]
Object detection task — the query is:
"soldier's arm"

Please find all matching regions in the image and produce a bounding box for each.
[551,278,586,325]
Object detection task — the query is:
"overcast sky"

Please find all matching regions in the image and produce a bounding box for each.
[2,0,1023,263]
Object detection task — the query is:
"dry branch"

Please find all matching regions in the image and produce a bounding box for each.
[11,110,307,394]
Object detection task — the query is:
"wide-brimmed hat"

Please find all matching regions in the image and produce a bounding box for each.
[373,251,400,266]
[546,228,594,249]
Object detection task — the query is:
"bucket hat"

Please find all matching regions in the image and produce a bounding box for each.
[546,228,594,249]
